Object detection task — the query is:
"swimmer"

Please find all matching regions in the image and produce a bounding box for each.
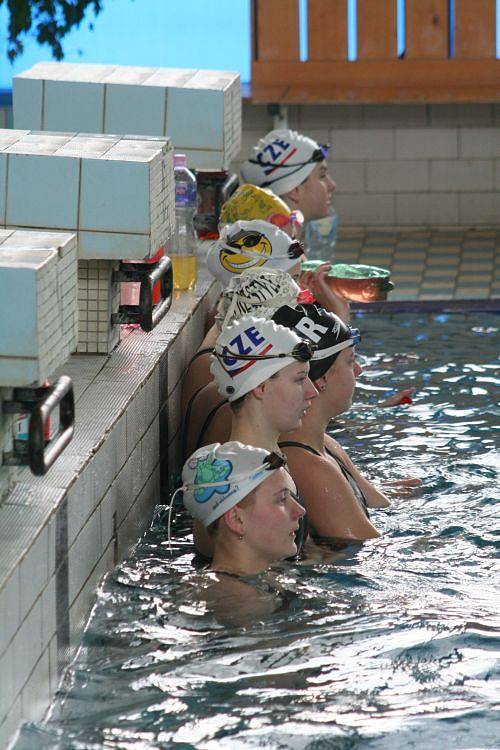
[180,442,305,624]
[181,221,305,414]
[241,129,349,320]
[273,304,417,544]
[193,316,317,559]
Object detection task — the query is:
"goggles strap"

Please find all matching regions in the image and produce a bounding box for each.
[311,337,356,361]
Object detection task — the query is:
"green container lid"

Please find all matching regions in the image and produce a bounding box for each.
[301,260,391,279]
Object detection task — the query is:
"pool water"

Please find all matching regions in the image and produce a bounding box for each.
[16,312,500,750]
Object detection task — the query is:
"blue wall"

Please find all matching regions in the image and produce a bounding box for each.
[0,0,251,90]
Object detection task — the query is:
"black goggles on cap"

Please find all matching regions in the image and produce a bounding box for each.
[228,234,304,261]
[264,451,287,470]
[215,340,316,364]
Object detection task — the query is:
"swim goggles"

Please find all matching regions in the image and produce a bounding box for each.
[248,145,330,171]
[215,340,316,365]
[312,327,361,360]
[251,145,330,189]
[227,234,305,260]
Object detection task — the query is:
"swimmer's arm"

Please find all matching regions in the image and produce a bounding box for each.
[325,437,391,508]
[284,448,381,540]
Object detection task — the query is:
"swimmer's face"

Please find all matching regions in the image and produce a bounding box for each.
[295,160,336,223]
[324,346,361,416]
[261,361,317,433]
[219,229,272,274]
[243,469,304,562]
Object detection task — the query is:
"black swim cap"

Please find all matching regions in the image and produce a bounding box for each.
[272,303,360,380]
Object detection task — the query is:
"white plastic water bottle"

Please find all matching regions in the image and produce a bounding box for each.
[173,153,197,290]
[305,207,338,263]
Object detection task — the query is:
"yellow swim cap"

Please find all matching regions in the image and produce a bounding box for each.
[219,184,303,234]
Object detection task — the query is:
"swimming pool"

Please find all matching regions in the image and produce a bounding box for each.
[15,311,499,749]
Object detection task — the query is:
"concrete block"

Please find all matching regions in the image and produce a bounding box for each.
[366,160,429,192]
[429,104,494,127]
[167,87,224,150]
[329,128,394,161]
[363,104,427,128]
[460,128,500,159]
[79,159,150,233]
[334,193,396,225]
[395,128,458,159]
[104,83,165,137]
[12,77,43,130]
[44,80,104,133]
[430,160,493,192]
[300,104,364,129]
[329,160,364,193]
[6,152,80,230]
[19,528,49,622]
[396,193,459,225]
[459,192,500,225]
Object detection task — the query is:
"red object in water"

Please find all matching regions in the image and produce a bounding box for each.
[297,289,315,304]
[398,395,413,405]
[149,247,164,304]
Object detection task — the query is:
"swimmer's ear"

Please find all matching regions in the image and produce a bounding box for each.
[281,186,301,208]
[222,506,245,537]
[314,374,328,393]
[250,382,267,401]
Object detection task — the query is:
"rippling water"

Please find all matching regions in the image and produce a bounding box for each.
[16,312,500,750]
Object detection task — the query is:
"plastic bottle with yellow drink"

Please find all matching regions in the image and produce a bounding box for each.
[172,154,197,290]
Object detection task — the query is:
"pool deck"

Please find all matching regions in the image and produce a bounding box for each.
[335,228,500,307]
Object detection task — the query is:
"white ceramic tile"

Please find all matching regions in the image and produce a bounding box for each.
[166,87,224,149]
[0,153,6,224]
[0,637,14,720]
[0,567,20,656]
[79,159,150,234]
[11,597,43,699]
[6,153,80,230]
[12,77,43,130]
[67,508,101,606]
[104,83,165,137]
[20,647,50,724]
[100,481,118,551]
[40,575,56,648]
[66,465,96,547]
[19,528,49,622]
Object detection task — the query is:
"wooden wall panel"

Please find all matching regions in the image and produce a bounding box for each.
[254,0,300,61]
[357,0,397,60]
[454,0,496,59]
[308,0,348,61]
[406,0,449,59]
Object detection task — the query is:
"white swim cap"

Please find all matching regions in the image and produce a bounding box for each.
[210,315,309,402]
[241,129,329,195]
[215,268,301,330]
[207,219,304,286]
[182,441,284,527]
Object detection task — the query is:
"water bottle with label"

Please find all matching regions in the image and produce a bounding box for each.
[172,154,197,290]
[305,207,338,263]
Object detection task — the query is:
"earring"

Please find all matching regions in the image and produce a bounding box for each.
[238,534,244,541]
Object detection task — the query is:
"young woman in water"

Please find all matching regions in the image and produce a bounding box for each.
[274,303,419,544]
[193,315,318,559]
[180,441,305,623]
[181,219,306,415]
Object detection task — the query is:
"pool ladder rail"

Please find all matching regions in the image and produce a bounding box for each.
[112,255,174,332]
[2,375,75,476]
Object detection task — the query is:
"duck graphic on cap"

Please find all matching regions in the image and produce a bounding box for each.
[219,227,272,274]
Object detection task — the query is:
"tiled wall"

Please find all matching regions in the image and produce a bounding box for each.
[234,102,500,227]
[0,267,219,749]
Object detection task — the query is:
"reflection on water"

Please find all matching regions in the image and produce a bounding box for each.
[16,313,500,749]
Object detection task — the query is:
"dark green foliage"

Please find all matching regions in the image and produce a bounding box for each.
[1,0,103,61]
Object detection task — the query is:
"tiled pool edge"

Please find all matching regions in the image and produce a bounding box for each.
[0,266,219,749]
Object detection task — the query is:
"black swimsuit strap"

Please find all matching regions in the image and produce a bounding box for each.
[182,384,206,460]
[278,440,322,457]
[187,346,214,368]
[279,440,369,516]
[197,398,229,450]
